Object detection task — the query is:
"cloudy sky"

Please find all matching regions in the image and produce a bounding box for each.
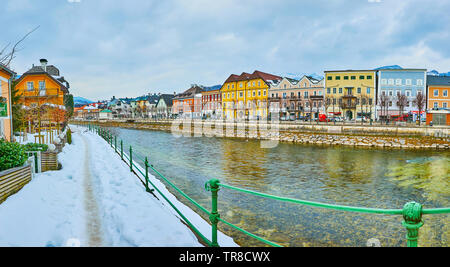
[2,0,450,100]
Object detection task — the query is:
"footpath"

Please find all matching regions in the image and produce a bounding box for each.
[0,126,236,247]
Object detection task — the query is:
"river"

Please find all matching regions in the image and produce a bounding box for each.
[108,127,449,247]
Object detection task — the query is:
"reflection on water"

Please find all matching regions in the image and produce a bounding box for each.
[111,127,449,247]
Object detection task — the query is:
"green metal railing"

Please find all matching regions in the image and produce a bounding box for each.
[79,122,450,247]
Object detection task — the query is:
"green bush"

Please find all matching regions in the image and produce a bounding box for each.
[0,140,27,172]
[23,143,48,152]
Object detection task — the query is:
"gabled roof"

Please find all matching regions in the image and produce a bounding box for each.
[0,64,16,76]
[222,70,282,86]
[174,85,204,100]
[157,94,174,106]
[16,63,69,94]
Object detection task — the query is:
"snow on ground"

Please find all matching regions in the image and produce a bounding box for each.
[0,125,238,247]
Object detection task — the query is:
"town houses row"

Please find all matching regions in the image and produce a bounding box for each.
[76,68,450,126]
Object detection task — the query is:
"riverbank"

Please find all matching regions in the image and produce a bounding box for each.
[71,120,450,150]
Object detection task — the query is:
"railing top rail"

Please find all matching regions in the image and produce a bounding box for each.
[217,182,450,216]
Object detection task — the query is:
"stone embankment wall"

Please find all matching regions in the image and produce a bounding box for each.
[71,120,450,150]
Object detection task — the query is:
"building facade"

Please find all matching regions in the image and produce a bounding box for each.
[155,94,175,119]
[377,69,427,121]
[221,70,281,120]
[15,59,69,108]
[172,85,204,119]
[0,64,15,142]
[426,75,450,125]
[268,75,324,120]
[325,70,377,121]
[201,86,222,119]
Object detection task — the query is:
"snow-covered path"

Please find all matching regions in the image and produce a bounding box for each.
[0,126,237,247]
[81,135,103,246]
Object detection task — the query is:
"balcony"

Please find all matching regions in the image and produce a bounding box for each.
[21,88,62,98]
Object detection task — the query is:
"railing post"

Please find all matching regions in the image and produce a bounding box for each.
[130,146,133,172]
[120,140,124,160]
[402,201,424,247]
[115,136,117,153]
[207,179,220,247]
[144,157,153,193]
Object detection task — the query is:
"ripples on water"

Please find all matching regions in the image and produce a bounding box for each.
[110,127,449,247]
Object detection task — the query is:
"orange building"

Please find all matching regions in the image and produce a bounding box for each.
[0,64,16,141]
[172,85,204,119]
[15,59,69,108]
[426,75,450,125]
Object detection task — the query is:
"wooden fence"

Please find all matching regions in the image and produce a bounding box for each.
[0,165,32,204]
[41,152,59,172]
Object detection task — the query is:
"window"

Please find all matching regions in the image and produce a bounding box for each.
[443,90,448,97]
[369,98,373,105]
[227,93,230,98]
[360,75,365,80]
[253,82,256,86]
[339,88,342,94]
[319,90,323,96]
[434,90,439,97]
[357,88,361,94]
[434,102,438,108]
[366,87,371,94]
[258,82,261,86]
[258,91,261,96]
[388,79,394,85]
[239,92,243,97]
[232,84,234,89]
[333,88,337,94]
[263,90,266,96]
[248,91,251,97]
[406,79,412,85]
[39,80,45,89]
[443,103,447,108]
[283,93,286,98]
[327,76,332,80]
[253,91,256,97]
[406,90,411,97]
[232,93,234,98]
[284,84,287,89]
[344,76,349,80]
[396,79,402,86]
[417,79,423,86]
[351,76,356,80]
[381,79,387,85]
[239,83,243,88]
[27,82,34,91]
[327,88,331,94]
[227,85,230,89]
[304,92,309,98]
[367,75,372,80]
[336,76,341,80]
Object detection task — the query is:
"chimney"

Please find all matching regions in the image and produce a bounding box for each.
[40,59,48,72]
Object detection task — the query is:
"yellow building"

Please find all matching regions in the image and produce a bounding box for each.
[324,70,377,121]
[221,70,281,120]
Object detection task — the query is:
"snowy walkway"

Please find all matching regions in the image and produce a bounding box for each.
[0,126,237,247]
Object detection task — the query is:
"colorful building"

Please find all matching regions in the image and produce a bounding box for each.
[268,75,324,120]
[377,69,427,121]
[172,85,204,119]
[14,59,69,108]
[221,70,281,120]
[201,85,222,119]
[426,75,450,125]
[0,64,16,142]
[324,70,377,121]
[155,94,175,119]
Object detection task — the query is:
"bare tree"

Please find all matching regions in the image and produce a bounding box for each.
[378,93,390,124]
[396,92,408,120]
[0,26,40,67]
[413,92,426,126]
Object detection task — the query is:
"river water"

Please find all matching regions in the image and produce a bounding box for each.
[110,127,449,247]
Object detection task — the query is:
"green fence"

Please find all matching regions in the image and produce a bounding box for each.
[81,122,450,247]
